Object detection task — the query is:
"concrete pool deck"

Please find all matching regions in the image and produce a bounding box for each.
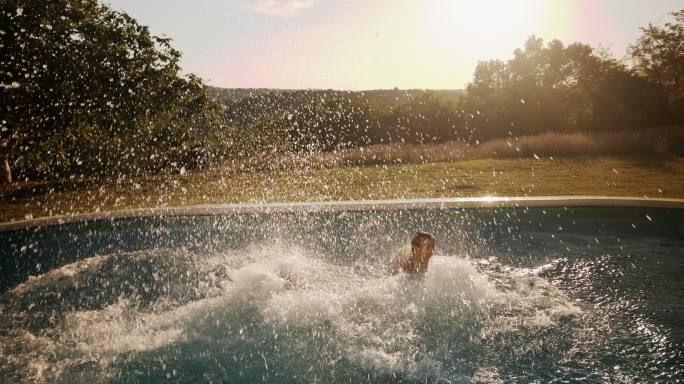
[1,196,684,232]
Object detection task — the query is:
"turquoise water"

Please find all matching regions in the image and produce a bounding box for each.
[1,207,683,383]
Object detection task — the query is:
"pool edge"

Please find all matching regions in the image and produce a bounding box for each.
[2,196,683,232]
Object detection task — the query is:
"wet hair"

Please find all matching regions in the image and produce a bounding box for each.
[411,231,435,248]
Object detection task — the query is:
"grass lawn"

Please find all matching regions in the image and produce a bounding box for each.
[1,155,683,223]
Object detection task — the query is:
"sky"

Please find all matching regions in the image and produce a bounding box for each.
[104,0,682,90]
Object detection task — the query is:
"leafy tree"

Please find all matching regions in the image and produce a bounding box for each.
[629,10,684,122]
[0,0,232,183]
[463,36,668,141]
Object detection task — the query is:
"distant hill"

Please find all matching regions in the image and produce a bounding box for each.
[208,87,465,106]
[362,89,465,105]
[207,87,285,103]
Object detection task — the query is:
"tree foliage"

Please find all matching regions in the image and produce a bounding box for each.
[0,0,233,181]
[464,36,670,140]
[630,10,684,121]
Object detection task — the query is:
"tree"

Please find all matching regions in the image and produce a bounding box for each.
[0,0,232,183]
[464,37,574,139]
[462,36,666,140]
[629,10,684,122]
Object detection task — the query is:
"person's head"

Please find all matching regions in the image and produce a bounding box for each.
[411,231,435,261]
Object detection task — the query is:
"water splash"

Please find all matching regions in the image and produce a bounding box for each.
[0,241,581,383]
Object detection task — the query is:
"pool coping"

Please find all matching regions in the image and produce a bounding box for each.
[1,196,683,232]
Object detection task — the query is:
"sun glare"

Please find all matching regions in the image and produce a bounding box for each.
[435,0,539,36]
[422,0,551,62]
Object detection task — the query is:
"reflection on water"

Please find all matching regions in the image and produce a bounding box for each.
[0,208,683,382]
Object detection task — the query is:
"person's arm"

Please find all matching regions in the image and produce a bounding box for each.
[390,245,412,274]
[389,256,404,274]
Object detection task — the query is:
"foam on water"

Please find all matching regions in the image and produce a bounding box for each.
[0,241,581,382]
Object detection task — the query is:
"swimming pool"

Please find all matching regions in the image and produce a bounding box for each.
[1,198,683,382]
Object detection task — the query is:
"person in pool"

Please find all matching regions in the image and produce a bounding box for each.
[390,231,435,274]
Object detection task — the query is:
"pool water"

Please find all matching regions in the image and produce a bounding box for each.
[1,207,683,383]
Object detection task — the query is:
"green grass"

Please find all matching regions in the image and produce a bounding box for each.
[1,155,683,223]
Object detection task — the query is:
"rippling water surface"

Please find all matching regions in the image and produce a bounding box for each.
[1,207,682,383]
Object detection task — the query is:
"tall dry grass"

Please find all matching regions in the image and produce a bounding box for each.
[219,128,683,173]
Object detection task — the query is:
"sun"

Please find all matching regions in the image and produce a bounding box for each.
[421,0,547,59]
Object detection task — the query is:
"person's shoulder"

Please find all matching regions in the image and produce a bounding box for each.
[398,245,412,257]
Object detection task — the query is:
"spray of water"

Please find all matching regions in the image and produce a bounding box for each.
[0,241,580,382]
